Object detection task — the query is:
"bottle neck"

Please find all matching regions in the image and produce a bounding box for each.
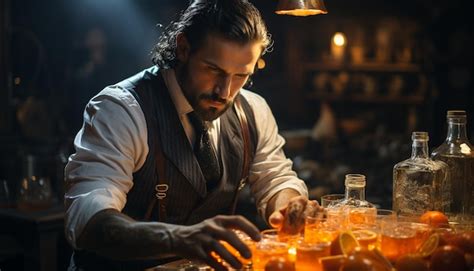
[23,155,37,178]
[345,185,365,201]
[411,140,429,159]
[446,120,468,142]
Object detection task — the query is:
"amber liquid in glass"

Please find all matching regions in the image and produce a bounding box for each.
[380,222,429,262]
[252,241,289,270]
[381,232,417,262]
[352,229,378,250]
[304,222,339,244]
[295,242,330,271]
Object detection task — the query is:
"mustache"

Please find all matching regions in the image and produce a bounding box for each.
[199,93,227,104]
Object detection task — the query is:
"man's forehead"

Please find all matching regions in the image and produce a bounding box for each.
[195,34,262,70]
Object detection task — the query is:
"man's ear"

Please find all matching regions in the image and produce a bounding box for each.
[176,33,190,62]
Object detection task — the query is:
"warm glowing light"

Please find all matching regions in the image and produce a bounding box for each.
[288,246,297,262]
[257,58,266,70]
[14,77,21,85]
[461,143,472,154]
[275,9,327,16]
[332,32,346,47]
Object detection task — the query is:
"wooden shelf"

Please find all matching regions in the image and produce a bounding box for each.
[307,92,426,105]
[301,62,421,73]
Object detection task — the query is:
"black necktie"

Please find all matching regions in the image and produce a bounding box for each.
[188,112,222,191]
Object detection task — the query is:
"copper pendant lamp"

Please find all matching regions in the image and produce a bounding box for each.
[275,0,328,16]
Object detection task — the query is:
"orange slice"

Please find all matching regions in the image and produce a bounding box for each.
[352,229,378,249]
[319,255,346,271]
[417,233,440,258]
[330,231,360,256]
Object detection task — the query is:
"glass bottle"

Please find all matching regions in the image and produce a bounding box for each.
[326,174,377,227]
[431,110,474,222]
[17,154,53,211]
[392,132,449,216]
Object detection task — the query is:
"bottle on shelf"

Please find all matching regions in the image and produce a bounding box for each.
[392,132,449,216]
[326,174,377,227]
[431,110,474,222]
[17,154,53,211]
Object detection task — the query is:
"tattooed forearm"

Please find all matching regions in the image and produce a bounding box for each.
[77,209,173,260]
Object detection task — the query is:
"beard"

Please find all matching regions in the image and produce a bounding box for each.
[176,63,234,121]
[192,93,233,121]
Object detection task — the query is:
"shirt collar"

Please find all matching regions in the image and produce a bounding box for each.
[161,68,193,116]
[160,67,219,131]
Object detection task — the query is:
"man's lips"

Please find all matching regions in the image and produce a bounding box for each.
[205,99,226,108]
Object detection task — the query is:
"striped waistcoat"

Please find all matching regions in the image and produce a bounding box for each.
[74,66,257,270]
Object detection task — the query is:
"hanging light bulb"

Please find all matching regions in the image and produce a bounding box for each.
[331,32,347,62]
[275,0,328,16]
[332,32,346,47]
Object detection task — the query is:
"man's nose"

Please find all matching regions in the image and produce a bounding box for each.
[215,76,232,99]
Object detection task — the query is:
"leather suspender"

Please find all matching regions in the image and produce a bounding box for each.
[144,97,251,221]
[144,120,168,221]
[230,98,251,214]
[235,98,251,181]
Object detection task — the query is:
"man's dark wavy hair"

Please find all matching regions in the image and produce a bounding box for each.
[151,0,273,69]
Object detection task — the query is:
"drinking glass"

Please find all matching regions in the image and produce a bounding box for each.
[252,232,290,270]
[260,228,299,263]
[295,239,330,271]
[320,194,345,208]
[304,216,339,244]
[17,176,53,211]
[347,207,377,226]
[348,209,395,251]
[380,221,430,262]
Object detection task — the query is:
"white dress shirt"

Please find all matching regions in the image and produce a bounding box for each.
[64,68,308,248]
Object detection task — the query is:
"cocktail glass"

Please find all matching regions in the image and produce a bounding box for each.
[380,221,430,262]
[347,207,377,226]
[304,216,340,244]
[321,194,345,208]
[295,239,330,271]
[252,233,290,270]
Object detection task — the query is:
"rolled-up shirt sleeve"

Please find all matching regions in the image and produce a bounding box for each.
[240,90,308,219]
[64,86,148,249]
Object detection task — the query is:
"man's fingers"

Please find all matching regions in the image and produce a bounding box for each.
[204,255,228,271]
[218,215,261,242]
[193,235,238,271]
[304,200,324,218]
[210,240,242,270]
[206,226,251,259]
[269,211,284,229]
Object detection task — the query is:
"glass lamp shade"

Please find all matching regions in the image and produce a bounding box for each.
[276,0,328,16]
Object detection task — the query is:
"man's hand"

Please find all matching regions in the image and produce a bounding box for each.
[76,210,260,268]
[268,196,323,235]
[169,215,261,271]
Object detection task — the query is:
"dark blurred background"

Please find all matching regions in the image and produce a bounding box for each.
[0,0,473,269]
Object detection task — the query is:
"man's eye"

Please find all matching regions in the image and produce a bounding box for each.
[208,66,220,73]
